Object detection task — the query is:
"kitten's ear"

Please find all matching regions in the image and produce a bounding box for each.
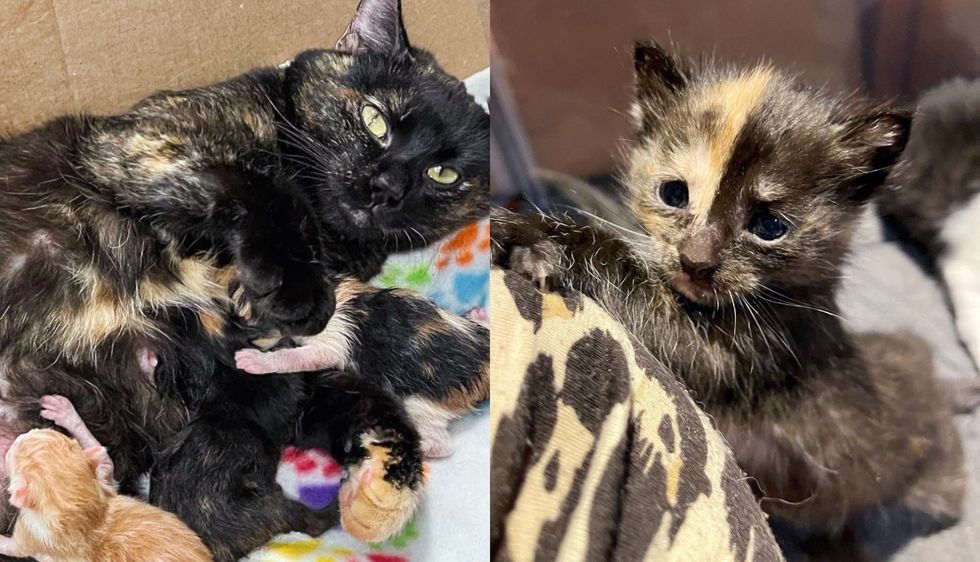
[336,0,410,55]
[8,480,32,510]
[837,108,912,202]
[83,446,104,472]
[633,42,691,133]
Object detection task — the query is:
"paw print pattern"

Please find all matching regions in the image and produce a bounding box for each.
[435,220,490,270]
[276,446,344,510]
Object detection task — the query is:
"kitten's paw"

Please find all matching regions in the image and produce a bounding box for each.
[137,346,158,379]
[39,395,82,431]
[234,349,276,374]
[491,209,565,289]
[421,429,454,458]
[509,241,564,290]
[339,444,424,542]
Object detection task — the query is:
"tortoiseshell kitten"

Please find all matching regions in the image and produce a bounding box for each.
[0,0,488,558]
[493,43,964,558]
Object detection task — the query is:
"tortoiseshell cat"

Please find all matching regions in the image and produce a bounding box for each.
[493,43,964,557]
[0,0,487,559]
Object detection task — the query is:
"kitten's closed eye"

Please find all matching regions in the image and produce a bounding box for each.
[659,180,689,208]
[747,211,789,241]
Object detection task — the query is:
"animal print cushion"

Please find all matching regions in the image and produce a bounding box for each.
[490,269,783,562]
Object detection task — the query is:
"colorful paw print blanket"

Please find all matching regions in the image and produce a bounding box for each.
[245,67,489,562]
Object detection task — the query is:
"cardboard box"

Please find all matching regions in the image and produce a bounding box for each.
[0,0,489,136]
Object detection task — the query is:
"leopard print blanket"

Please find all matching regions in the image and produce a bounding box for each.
[490,269,783,561]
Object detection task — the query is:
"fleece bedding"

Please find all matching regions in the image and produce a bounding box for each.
[243,69,490,562]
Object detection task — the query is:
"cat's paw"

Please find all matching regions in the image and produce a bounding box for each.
[491,209,565,289]
[339,443,424,542]
[236,240,335,337]
[234,348,276,374]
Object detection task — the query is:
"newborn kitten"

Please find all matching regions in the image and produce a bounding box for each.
[235,278,489,458]
[878,78,980,364]
[493,43,964,556]
[0,396,210,562]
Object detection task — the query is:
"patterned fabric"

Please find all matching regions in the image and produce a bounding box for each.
[490,269,783,562]
[245,218,490,562]
[374,219,490,316]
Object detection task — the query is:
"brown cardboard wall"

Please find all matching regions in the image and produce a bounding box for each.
[0,0,489,135]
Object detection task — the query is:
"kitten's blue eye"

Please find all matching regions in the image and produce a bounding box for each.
[659,180,688,208]
[748,211,789,241]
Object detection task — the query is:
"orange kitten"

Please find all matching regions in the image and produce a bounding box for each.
[0,396,211,562]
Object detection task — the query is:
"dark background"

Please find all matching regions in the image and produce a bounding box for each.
[492,0,979,181]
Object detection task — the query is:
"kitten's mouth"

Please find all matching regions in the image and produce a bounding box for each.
[668,272,719,306]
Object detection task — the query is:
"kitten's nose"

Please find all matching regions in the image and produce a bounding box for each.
[679,228,722,283]
[370,171,406,207]
[680,254,718,282]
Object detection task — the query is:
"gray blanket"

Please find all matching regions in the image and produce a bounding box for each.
[839,210,979,561]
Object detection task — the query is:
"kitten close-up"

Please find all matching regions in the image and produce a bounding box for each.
[489,2,978,560]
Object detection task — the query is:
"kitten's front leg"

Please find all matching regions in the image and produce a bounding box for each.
[39,395,100,450]
[491,208,651,300]
[235,345,345,374]
[490,208,568,288]
[39,395,115,486]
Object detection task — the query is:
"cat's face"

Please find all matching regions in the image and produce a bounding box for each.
[284,0,488,245]
[625,43,910,307]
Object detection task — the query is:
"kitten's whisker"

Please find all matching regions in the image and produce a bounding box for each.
[560,206,649,240]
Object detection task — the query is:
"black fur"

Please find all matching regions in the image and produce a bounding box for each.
[0,0,488,559]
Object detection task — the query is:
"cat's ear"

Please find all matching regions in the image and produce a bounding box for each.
[633,41,691,133]
[336,0,410,55]
[837,107,912,203]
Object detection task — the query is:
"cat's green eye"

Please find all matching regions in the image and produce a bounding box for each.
[426,165,460,185]
[361,104,389,140]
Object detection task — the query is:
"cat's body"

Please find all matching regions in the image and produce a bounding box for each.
[0,0,488,559]
[878,78,980,364]
[235,277,489,457]
[1,425,211,562]
[492,43,963,556]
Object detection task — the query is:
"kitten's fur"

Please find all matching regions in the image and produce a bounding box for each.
[235,277,489,458]
[0,0,488,558]
[492,43,963,556]
[2,427,211,562]
[878,78,980,364]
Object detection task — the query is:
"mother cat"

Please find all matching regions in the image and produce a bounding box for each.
[0,0,488,558]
